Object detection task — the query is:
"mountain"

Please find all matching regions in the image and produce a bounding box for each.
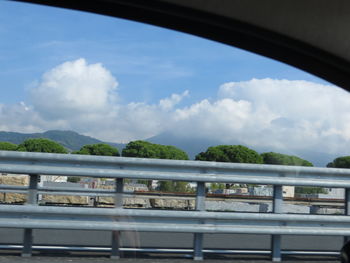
[0,130,125,152]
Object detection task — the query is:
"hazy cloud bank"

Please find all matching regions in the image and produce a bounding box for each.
[1,58,350,156]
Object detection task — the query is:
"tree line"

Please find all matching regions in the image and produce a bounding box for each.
[2,137,350,168]
[1,138,349,192]
[0,138,318,165]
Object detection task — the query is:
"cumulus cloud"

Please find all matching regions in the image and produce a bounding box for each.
[1,58,350,157]
[159,90,189,111]
[218,78,343,121]
[171,78,350,154]
[30,58,118,119]
[2,58,178,141]
[173,98,264,141]
[0,102,67,133]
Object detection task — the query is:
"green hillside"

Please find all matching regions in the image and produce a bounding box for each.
[0,130,125,151]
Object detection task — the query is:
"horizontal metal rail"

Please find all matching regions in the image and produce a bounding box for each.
[0,244,340,257]
[0,150,350,187]
[0,205,349,236]
[0,205,348,222]
[0,150,350,261]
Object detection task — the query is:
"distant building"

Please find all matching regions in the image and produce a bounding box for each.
[39,175,67,187]
[124,183,148,192]
[101,178,115,186]
[97,178,149,192]
[152,180,158,190]
[213,188,249,195]
[188,182,197,188]
[80,177,100,188]
[283,186,295,198]
[249,185,273,196]
[42,181,85,188]
[248,185,295,198]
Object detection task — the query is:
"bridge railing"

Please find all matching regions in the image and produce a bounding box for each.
[0,150,350,261]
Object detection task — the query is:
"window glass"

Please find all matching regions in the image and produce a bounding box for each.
[0,1,349,259]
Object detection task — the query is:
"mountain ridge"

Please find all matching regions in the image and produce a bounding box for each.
[0,130,125,152]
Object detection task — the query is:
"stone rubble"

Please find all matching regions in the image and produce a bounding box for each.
[0,175,28,203]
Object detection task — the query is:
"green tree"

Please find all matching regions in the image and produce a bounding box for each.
[67,176,80,183]
[324,156,350,197]
[158,181,174,192]
[295,186,327,195]
[173,181,190,192]
[195,145,263,164]
[17,138,68,153]
[122,140,188,160]
[210,183,225,192]
[196,145,262,189]
[261,152,322,195]
[0,142,18,151]
[136,179,149,185]
[157,181,191,193]
[71,144,119,184]
[327,156,350,168]
[73,143,120,156]
[123,140,189,191]
[261,152,313,166]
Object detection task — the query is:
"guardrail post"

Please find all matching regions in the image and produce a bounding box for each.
[344,188,350,244]
[272,184,283,262]
[193,181,205,261]
[111,178,123,259]
[22,174,39,257]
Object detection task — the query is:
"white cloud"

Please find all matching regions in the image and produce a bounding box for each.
[1,59,350,157]
[171,78,350,154]
[0,102,67,133]
[159,90,189,111]
[30,58,118,119]
[173,98,263,140]
[218,78,350,139]
[218,78,343,121]
[3,58,180,142]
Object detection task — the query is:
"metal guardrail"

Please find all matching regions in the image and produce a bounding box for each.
[0,150,350,261]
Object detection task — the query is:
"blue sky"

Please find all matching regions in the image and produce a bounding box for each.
[1,1,350,161]
[0,1,327,105]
